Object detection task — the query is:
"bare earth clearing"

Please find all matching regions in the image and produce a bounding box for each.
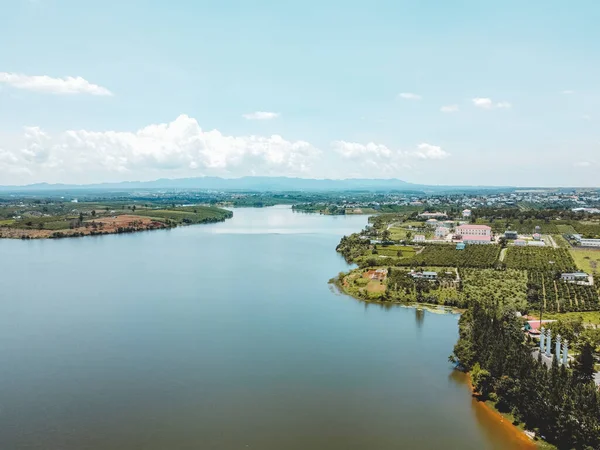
[0,215,166,239]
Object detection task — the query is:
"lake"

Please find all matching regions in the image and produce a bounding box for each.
[0,206,534,449]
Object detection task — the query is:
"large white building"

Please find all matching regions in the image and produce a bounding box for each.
[456,224,491,236]
[456,224,492,244]
[578,238,600,248]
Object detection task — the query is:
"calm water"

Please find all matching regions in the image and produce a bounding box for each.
[0,206,532,449]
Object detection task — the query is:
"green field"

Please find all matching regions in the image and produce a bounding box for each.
[504,247,576,271]
[556,224,577,234]
[570,248,600,274]
[373,244,416,257]
[129,206,232,224]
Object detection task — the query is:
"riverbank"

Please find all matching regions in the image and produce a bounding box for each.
[331,273,556,449]
[461,373,555,450]
[0,214,171,239]
[0,206,233,240]
[329,270,465,314]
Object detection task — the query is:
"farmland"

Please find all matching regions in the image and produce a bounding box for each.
[570,248,600,275]
[503,247,576,272]
[527,271,599,313]
[397,244,500,268]
[373,244,416,258]
[0,201,232,239]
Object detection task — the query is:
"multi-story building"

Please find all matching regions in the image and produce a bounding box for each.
[456,225,491,236]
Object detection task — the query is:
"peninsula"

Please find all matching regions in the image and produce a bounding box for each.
[330,202,600,449]
[0,199,232,239]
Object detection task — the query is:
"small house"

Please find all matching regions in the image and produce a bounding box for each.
[514,239,526,246]
[410,271,438,280]
[435,227,449,238]
[366,269,388,281]
[533,233,542,241]
[456,242,466,250]
[413,235,426,243]
[561,272,589,282]
[504,230,518,240]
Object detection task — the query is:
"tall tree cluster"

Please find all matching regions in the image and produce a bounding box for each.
[451,300,600,449]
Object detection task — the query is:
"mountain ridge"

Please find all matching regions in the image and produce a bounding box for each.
[0,176,511,192]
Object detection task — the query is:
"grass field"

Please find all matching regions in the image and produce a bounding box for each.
[552,234,570,249]
[127,206,232,224]
[374,244,417,257]
[556,224,577,234]
[389,227,410,240]
[569,248,600,274]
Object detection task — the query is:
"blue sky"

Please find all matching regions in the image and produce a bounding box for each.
[0,0,598,186]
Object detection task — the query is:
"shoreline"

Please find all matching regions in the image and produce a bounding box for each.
[331,274,551,449]
[0,213,232,240]
[329,274,465,315]
[463,372,553,449]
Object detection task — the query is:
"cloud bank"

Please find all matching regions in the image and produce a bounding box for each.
[0,72,113,96]
[0,115,450,184]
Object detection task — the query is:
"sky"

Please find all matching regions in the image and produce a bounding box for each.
[0,0,599,187]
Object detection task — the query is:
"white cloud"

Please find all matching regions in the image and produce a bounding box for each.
[0,72,113,96]
[562,90,575,95]
[582,114,592,121]
[472,98,493,109]
[440,105,459,113]
[414,143,450,160]
[496,101,512,109]
[398,92,422,100]
[332,141,393,159]
[0,115,320,183]
[573,161,592,167]
[242,111,280,120]
[472,98,511,109]
[331,140,448,176]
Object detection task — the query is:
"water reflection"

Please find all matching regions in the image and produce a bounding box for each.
[448,371,537,450]
[415,308,425,328]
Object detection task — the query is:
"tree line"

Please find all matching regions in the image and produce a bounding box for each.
[451,299,600,449]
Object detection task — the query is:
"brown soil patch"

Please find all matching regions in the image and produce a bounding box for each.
[0,215,168,239]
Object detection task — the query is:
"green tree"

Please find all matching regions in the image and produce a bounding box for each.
[573,338,596,384]
[381,229,391,241]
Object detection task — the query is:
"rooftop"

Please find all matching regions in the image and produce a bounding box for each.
[456,224,491,230]
[461,234,492,241]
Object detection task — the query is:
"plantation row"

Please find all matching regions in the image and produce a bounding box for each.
[394,245,501,268]
[527,271,600,313]
[503,247,576,272]
[472,219,600,238]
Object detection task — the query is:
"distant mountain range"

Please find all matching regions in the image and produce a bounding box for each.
[0,176,511,193]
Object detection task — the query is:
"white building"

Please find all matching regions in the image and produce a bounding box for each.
[528,240,545,247]
[462,209,472,218]
[561,272,589,281]
[419,212,447,219]
[578,238,600,248]
[435,227,449,238]
[461,235,492,244]
[456,224,491,236]
[413,235,426,243]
